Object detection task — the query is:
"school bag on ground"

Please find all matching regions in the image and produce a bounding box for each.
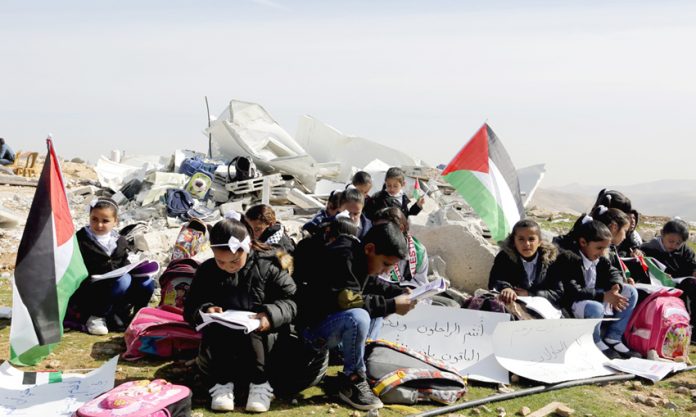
[170,218,209,262]
[365,340,467,405]
[75,379,191,417]
[165,189,195,220]
[159,258,200,310]
[624,287,691,359]
[122,306,201,361]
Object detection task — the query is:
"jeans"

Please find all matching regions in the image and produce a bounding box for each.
[302,308,370,375]
[367,317,384,340]
[86,273,155,317]
[578,285,638,343]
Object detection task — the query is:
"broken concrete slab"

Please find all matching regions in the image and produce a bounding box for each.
[0,208,23,229]
[295,116,421,183]
[69,185,99,196]
[285,188,325,210]
[207,100,320,191]
[0,174,38,187]
[411,223,497,294]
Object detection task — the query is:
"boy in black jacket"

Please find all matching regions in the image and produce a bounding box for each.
[296,222,417,411]
[364,167,423,221]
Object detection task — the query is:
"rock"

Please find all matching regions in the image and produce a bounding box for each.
[632,394,647,403]
[350,412,361,417]
[675,386,690,395]
[555,404,575,417]
[327,408,336,414]
[46,360,61,369]
[649,390,666,399]
[291,399,299,406]
[366,409,379,417]
[498,384,515,393]
[644,398,658,407]
[470,408,481,415]
[517,406,531,416]
[134,230,171,253]
[631,381,643,390]
[411,223,497,293]
[664,401,678,410]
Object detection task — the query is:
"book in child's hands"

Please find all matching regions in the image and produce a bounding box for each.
[408,277,447,301]
[90,259,160,281]
[196,310,261,334]
[516,296,563,319]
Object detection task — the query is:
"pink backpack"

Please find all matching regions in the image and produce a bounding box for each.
[123,307,201,361]
[624,287,692,359]
[76,379,191,417]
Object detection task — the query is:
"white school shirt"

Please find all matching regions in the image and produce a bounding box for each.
[521,253,539,287]
[579,251,599,289]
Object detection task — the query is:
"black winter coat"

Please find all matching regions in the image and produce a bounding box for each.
[364,190,422,220]
[76,227,129,277]
[295,234,404,329]
[549,249,625,308]
[488,241,564,306]
[641,238,696,278]
[184,250,297,330]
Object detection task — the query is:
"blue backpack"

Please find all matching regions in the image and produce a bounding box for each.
[179,156,218,177]
[165,189,195,219]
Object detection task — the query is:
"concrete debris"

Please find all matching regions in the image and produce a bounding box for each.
[0,208,23,229]
[527,402,574,417]
[411,223,497,294]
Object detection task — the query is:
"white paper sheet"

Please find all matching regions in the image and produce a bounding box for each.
[0,356,118,416]
[516,296,562,319]
[409,277,447,301]
[379,304,511,384]
[606,358,687,382]
[492,319,615,384]
[197,310,260,333]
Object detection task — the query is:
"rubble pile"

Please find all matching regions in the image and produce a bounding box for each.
[0,99,538,294]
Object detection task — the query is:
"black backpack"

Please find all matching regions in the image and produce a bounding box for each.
[165,189,195,219]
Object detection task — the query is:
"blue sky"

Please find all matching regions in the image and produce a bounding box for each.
[1,0,694,186]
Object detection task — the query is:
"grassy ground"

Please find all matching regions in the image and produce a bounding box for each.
[2,277,696,417]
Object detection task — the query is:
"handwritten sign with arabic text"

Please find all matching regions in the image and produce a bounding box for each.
[379,304,511,384]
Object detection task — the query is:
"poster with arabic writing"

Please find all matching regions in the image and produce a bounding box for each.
[379,304,511,384]
[492,319,616,383]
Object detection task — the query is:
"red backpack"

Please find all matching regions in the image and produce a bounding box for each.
[624,287,691,359]
[159,258,199,311]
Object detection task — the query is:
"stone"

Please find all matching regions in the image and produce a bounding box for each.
[664,401,678,410]
[411,223,497,293]
[644,398,658,407]
[46,360,61,369]
[70,185,99,196]
[517,407,531,416]
[675,386,690,395]
[555,404,575,417]
[327,408,336,414]
[632,394,647,403]
[498,385,515,393]
[631,381,643,390]
[134,231,171,253]
[366,409,379,417]
[470,408,481,415]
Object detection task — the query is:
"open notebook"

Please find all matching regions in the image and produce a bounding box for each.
[196,310,260,334]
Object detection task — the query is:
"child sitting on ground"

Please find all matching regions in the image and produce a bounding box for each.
[588,206,632,281]
[551,214,640,359]
[184,216,297,413]
[70,198,155,335]
[302,190,344,236]
[640,218,696,340]
[245,204,295,254]
[295,223,417,411]
[337,188,372,240]
[364,167,424,220]
[488,219,563,308]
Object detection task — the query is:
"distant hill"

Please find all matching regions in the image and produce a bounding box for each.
[530,179,696,220]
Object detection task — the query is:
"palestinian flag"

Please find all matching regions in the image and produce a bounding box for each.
[9,138,88,366]
[442,123,524,242]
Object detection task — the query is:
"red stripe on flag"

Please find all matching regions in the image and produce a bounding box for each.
[47,140,73,246]
[442,123,489,175]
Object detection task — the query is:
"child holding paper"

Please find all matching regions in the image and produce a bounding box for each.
[551,214,640,359]
[70,198,155,335]
[302,190,344,236]
[184,216,297,413]
[295,223,416,411]
[488,219,563,308]
[364,167,424,220]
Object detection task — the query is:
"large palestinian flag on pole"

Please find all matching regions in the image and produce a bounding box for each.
[442,123,525,242]
[10,138,88,366]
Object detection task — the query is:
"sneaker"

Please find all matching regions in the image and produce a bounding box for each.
[246,381,274,412]
[604,338,641,359]
[86,316,108,335]
[209,382,235,411]
[338,372,383,411]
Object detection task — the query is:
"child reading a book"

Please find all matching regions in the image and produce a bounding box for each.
[70,198,155,335]
[488,219,563,308]
[364,167,424,220]
[295,222,416,411]
[551,214,640,359]
[338,188,372,240]
[184,216,297,413]
[245,204,295,254]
